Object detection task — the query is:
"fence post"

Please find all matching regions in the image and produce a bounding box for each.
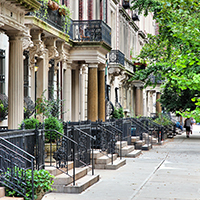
[35,124,39,170]
[31,158,34,200]
[72,126,75,186]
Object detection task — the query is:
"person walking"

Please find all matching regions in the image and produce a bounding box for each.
[184,117,192,138]
[190,117,196,135]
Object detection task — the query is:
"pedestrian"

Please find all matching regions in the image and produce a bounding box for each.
[184,117,192,138]
[190,117,196,135]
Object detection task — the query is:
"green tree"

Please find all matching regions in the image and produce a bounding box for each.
[130,0,200,120]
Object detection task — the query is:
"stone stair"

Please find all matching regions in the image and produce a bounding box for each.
[46,162,99,194]
[115,141,141,158]
[92,150,126,170]
[0,187,23,200]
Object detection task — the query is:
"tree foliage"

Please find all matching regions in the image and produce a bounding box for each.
[130,0,200,120]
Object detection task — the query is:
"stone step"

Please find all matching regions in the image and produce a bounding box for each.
[105,158,126,170]
[53,166,90,186]
[95,154,118,165]
[134,140,145,149]
[0,187,5,198]
[117,145,135,157]
[45,161,73,176]
[125,150,142,158]
[131,136,140,144]
[62,173,100,193]
[142,144,152,151]
[90,150,106,159]
[115,141,128,149]
[151,138,158,145]
[0,187,23,200]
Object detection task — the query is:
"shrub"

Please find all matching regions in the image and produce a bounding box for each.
[111,107,124,119]
[20,117,40,129]
[44,117,63,143]
[5,168,54,200]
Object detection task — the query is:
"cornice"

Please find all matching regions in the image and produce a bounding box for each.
[111,0,119,5]
[129,21,139,32]
[6,0,41,11]
[138,30,146,39]
[72,41,112,52]
[119,6,131,22]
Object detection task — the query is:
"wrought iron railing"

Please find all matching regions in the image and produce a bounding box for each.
[69,20,111,46]
[109,50,125,66]
[139,117,163,142]
[27,6,67,33]
[0,137,35,200]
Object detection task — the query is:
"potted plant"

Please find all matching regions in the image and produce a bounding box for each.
[48,0,59,11]
[44,117,64,163]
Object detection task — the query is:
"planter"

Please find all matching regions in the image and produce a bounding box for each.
[45,143,57,163]
[58,8,66,16]
[48,0,59,11]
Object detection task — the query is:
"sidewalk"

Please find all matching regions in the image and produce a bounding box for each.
[42,125,200,200]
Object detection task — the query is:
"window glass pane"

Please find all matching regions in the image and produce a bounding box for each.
[0,49,5,94]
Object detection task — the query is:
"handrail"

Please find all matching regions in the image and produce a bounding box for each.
[128,118,149,133]
[0,137,35,160]
[44,129,78,145]
[74,127,96,140]
[98,124,115,135]
[108,123,123,134]
[0,137,35,200]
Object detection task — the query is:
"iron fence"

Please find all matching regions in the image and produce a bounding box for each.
[0,137,35,200]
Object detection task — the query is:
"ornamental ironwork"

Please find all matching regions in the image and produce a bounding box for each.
[70,20,111,46]
[27,6,66,33]
[109,50,125,66]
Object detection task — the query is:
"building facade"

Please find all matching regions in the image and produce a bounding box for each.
[0,0,161,129]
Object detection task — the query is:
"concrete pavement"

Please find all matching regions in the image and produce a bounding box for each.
[42,125,200,200]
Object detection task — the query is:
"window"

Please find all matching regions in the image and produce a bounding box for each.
[24,50,29,97]
[48,59,55,99]
[0,49,5,94]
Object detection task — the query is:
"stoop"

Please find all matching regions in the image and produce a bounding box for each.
[93,150,126,170]
[115,141,141,158]
[47,164,99,194]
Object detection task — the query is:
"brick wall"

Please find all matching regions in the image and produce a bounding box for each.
[79,0,83,20]
[100,0,103,20]
[88,0,93,20]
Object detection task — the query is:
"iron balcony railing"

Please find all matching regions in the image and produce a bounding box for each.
[69,20,111,46]
[109,50,125,66]
[27,6,68,33]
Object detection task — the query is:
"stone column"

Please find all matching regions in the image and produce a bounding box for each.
[88,64,98,122]
[135,86,141,116]
[156,92,162,116]
[8,31,24,129]
[98,67,105,121]
[63,63,72,121]
[37,51,49,99]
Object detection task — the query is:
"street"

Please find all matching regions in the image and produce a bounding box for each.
[42,125,200,200]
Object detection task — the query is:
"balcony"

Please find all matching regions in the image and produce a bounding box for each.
[69,20,111,46]
[27,6,68,33]
[109,50,125,66]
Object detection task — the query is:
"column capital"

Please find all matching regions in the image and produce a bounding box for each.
[98,63,106,71]
[88,63,98,68]
[7,31,24,41]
